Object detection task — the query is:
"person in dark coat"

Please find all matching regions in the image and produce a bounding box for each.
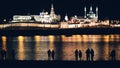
[85,48,90,61]
[79,50,82,61]
[90,48,94,61]
[110,50,116,61]
[75,49,79,61]
[47,49,51,60]
[51,50,55,60]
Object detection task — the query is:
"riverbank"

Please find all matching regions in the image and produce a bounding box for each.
[0,27,120,36]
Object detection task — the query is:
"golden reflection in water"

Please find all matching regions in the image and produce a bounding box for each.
[34,35,41,42]
[62,42,76,60]
[82,35,89,42]
[89,35,101,42]
[1,36,7,51]
[61,35,66,42]
[17,36,25,60]
[76,35,82,41]
[109,34,120,42]
[103,35,109,43]
[116,44,120,60]
[103,43,109,61]
[61,35,83,42]
[109,35,114,42]
[48,35,54,42]
[71,35,77,42]
[49,42,54,51]
[34,35,41,60]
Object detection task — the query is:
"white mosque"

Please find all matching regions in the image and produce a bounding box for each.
[65,6,99,24]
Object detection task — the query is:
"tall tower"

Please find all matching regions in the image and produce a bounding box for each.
[96,7,98,19]
[90,6,93,13]
[84,6,87,18]
[50,4,55,18]
[65,13,69,21]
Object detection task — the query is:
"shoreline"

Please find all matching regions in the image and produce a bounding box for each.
[0,27,120,36]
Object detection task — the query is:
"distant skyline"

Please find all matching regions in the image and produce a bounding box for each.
[0,0,120,22]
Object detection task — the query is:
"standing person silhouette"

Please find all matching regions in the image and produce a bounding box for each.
[51,50,55,60]
[110,50,116,61]
[90,48,94,61]
[79,50,82,61]
[75,49,79,61]
[85,48,90,61]
[1,49,7,60]
[47,49,51,60]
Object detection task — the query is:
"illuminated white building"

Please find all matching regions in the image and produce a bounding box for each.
[12,15,33,22]
[85,6,98,20]
[69,6,98,24]
[12,4,61,23]
[61,6,99,28]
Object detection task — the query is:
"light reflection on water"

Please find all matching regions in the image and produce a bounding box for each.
[0,35,120,61]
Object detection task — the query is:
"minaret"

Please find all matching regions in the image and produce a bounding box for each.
[84,6,87,18]
[65,13,69,21]
[90,6,93,13]
[96,7,98,19]
[50,4,55,18]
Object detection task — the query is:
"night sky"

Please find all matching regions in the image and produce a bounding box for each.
[0,0,120,22]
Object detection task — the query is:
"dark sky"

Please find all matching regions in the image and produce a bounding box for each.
[0,0,120,21]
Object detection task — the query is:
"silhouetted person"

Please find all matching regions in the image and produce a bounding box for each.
[1,49,7,60]
[11,49,15,60]
[85,48,90,61]
[110,50,116,61]
[75,49,79,61]
[47,49,51,60]
[51,50,55,60]
[79,50,82,61]
[90,49,94,61]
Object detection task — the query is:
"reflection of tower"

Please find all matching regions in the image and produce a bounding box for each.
[84,6,87,18]
[50,4,56,19]
[96,7,98,19]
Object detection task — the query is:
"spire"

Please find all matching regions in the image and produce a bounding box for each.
[65,13,68,21]
[51,4,54,10]
[90,6,93,13]
[84,6,87,18]
[90,6,92,11]
[50,4,55,17]
[96,6,98,19]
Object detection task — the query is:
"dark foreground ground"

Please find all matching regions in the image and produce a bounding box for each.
[0,27,120,36]
[0,61,120,68]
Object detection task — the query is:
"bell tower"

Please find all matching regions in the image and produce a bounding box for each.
[50,4,55,18]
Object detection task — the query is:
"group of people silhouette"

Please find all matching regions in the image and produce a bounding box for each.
[85,48,94,61]
[0,48,116,61]
[74,48,116,61]
[75,49,82,61]
[47,49,55,60]
[75,48,94,61]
